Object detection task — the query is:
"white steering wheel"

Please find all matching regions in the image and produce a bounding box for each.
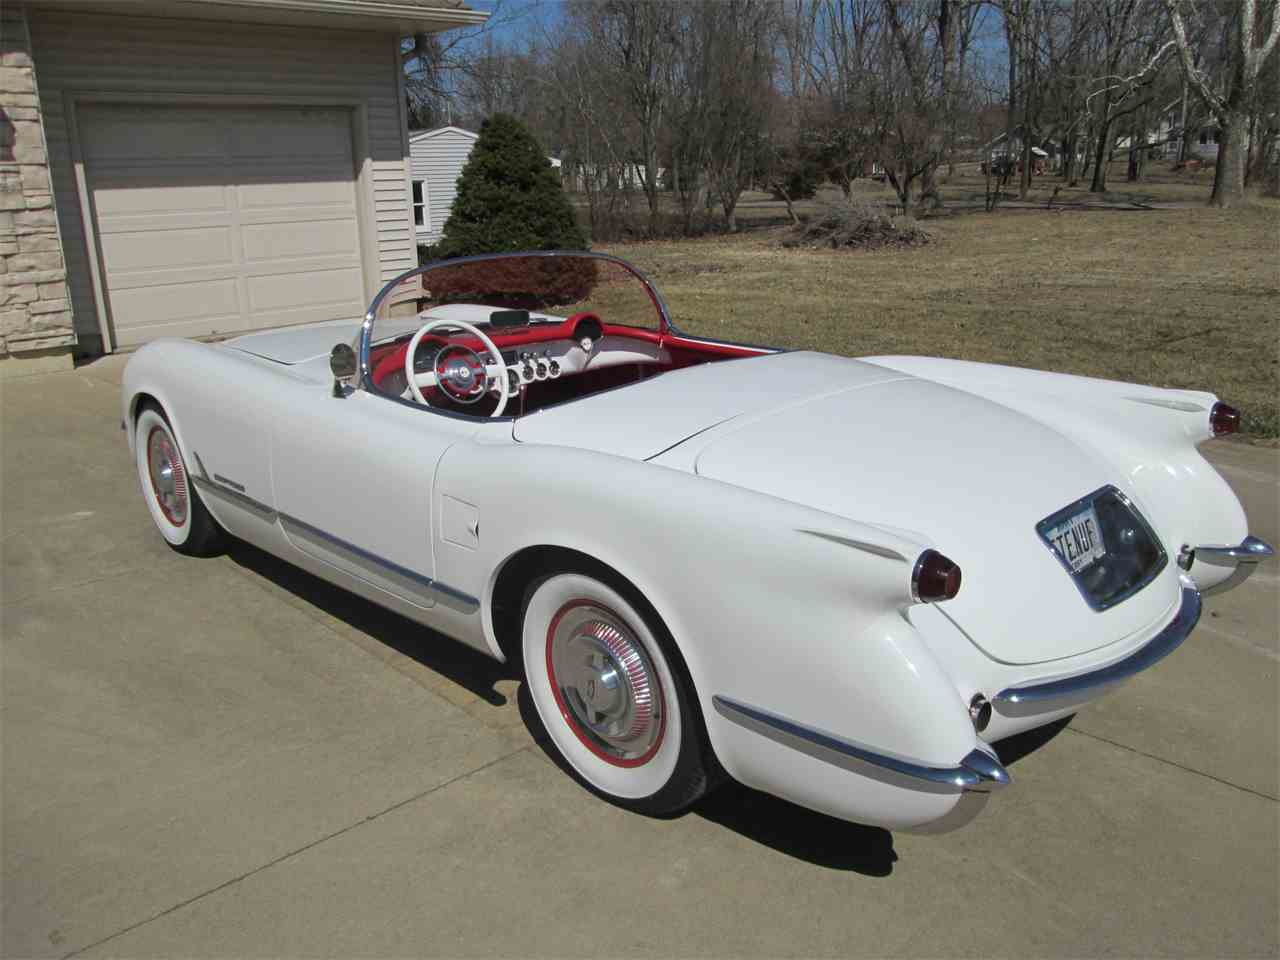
[405,317,509,417]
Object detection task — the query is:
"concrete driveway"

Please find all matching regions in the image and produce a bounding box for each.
[4,357,1277,958]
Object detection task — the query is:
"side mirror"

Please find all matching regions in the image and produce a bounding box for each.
[330,343,357,397]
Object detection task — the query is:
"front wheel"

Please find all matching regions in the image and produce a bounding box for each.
[521,570,720,815]
[133,404,223,556]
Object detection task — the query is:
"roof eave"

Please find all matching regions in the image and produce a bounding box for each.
[25,0,489,33]
[206,0,488,29]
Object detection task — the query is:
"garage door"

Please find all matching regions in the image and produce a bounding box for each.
[80,103,367,348]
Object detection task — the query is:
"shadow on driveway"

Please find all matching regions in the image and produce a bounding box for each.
[512,682,900,876]
[223,537,1072,879]
[226,539,516,705]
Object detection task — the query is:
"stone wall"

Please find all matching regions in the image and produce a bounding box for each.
[1,3,75,362]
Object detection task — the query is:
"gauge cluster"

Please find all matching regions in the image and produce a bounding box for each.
[505,347,564,384]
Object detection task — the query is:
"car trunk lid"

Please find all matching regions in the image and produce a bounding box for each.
[512,351,906,459]
[681,376,1179,665]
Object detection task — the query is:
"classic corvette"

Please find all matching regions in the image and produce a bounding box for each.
[123,251,1273,833]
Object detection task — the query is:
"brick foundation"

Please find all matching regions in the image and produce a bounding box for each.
[1,4,74,363]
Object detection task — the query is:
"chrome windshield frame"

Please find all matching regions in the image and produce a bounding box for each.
[355,250,675,396]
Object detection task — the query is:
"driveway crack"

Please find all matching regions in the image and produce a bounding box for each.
[1066,727,1278,802]
[63,745,531,959]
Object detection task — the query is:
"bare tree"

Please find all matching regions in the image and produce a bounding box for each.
[569,0,679,234]
[703,0,777,230]
[1164,0,1280,206]
[401,1,529,128]
[880,0,949,210]
[808,0,884,198]
[666,5,714,232]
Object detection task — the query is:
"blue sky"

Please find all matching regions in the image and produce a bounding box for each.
[449,0,1010,97]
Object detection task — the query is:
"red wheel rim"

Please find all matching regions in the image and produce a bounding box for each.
[545,599,666,768]
[146,425,188,526]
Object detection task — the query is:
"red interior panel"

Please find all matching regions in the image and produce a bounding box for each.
[367,316,771,411]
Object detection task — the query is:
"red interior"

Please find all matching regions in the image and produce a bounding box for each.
[369,310,765,415]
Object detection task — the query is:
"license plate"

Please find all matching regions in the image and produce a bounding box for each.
[1043,505,1106,574]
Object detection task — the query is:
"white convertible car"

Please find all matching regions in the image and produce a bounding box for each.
[123,251,1272,833]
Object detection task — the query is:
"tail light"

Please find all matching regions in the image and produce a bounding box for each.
[912,549,962,602]
[1210,402,1240,437]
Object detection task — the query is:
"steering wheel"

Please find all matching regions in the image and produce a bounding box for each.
[405,317,509,417]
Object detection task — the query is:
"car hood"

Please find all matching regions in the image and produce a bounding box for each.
[517,352,1179,665]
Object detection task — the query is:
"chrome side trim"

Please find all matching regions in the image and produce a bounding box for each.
[711,695,1009,794]
[797,530,908,562]
[190,471,479,614]
[994,578,1201,709]
[279,518,431,609]
[191,450,211,480]
[431,579,483,611]
[1124,396,1206,413]
[192,474,277,523]
[1192,535,1275,596]
[278,512,480,614]
[212,473,246,493]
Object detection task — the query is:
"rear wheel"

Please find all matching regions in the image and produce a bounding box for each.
[134,404,223,556]
[521,569,720,815]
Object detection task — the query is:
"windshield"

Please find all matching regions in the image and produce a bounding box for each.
[363,253,666,347]
[358,252,673,415]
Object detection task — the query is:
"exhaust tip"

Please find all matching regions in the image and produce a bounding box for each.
[969,694,992,733]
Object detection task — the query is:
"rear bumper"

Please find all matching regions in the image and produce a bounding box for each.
[1180,535,1274,596]
[993,578,1201,711]
[712,695,1010,793]
[709,693,1008,833]
[706,573,1215,832]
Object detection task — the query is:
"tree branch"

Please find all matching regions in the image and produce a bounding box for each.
[1254,0,1280,76]
[1163,0,1227,116]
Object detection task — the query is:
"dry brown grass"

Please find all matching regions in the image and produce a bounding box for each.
[598,200,1280,436]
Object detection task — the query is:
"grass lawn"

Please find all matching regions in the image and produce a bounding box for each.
[596,197,1280,437]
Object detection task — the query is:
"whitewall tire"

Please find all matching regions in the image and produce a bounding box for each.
[521,569,720,814]
[134,404,222,556]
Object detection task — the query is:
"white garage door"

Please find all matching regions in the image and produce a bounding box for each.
[80,103,367,348]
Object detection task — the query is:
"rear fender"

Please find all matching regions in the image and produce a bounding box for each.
[436,441,981,780]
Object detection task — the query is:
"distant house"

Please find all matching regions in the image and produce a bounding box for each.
[561,161,666,195]
[1191,126,1223,161]
[408,125,562,245]
[1156,120,1222,163]
[981,129,1061,173]
[409,126,477,244]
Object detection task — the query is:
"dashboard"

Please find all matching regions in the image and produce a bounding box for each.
[408,334,670,398]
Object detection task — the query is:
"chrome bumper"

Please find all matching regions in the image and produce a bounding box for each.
[712,696,1010,794]
[994,578,1201,708]
[1179,535,1274,595]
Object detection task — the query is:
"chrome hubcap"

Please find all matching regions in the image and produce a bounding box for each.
[146,426,187,526]
[548,603,663,764]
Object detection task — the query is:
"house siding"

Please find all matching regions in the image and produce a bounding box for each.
[26,9,416,352]
[409,128,477,241]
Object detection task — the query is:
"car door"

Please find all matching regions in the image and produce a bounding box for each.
[270,381,480,614]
